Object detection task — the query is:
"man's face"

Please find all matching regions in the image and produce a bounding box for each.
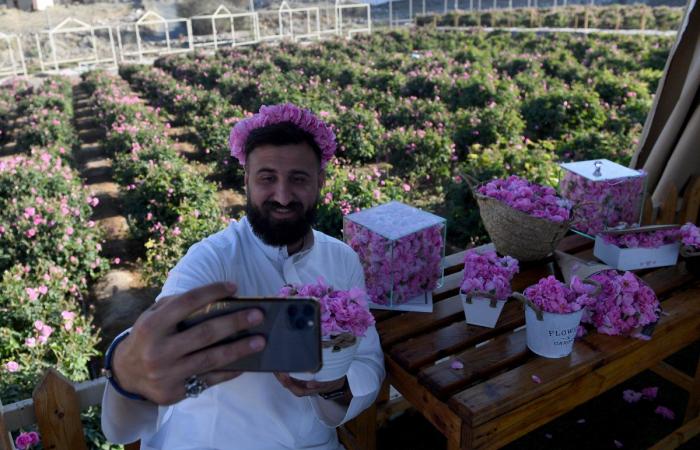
[244,142,324,247]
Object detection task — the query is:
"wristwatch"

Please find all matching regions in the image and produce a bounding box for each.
[319,377,350,401]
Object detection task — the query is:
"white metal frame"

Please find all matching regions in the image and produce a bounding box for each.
[281,1,322,42]
[191,5,260,49]
[0,32,27,78]
[36,18,117,72]
[336,0,372,38]
[116,10,194,63]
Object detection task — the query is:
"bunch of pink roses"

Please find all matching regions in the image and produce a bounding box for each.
[460,249,519,300]
[478,175,571,223]
[15,431,40,450]
[602,228,680,249]
[681,222,700,250]
[581,270,660,337]
[559,170,646,235]
[344,221,443,305]
[278,279,375,338]
[523,275,594,314]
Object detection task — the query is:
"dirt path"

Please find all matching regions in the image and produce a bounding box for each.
[72,83,157,351]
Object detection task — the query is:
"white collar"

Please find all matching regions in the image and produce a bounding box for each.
[242,216,315,262]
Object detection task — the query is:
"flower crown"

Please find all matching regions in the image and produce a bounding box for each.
[229,103,336,168]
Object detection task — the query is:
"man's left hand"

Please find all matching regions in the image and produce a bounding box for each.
[274,373,348,400]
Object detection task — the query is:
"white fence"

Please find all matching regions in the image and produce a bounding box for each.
[0,1,676,79]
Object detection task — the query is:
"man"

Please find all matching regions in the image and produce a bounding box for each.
[101,104,385,449]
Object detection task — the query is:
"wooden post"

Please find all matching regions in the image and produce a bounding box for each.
[679,176,700,224]
[640,9,647,31]
[615,9,621,30]
[685,348,700,422]
[584,8,589,29]
[0,396,15,450]
[657,185,679,225]
[32,369,88,450]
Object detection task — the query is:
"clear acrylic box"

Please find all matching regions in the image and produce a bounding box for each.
[343,201,446,312]
[559,159,646,237]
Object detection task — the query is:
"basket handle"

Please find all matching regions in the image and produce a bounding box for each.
[681,245,700,258]
[463,290,503,308]
[602,224,680,236]
[512,292,544,321]
[458,171,482,192]
[512,278,599,322]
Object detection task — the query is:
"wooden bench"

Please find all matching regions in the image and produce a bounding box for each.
[338,175,700,450]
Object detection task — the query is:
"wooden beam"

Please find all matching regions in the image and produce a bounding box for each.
[386,357,462,442]
[649,414,700,450]
[657,184,679,225]
[0,396,15,450]
[651,361,694,392]
[679,175,700,224]
[33,369,88,450]
[4,378,106,431]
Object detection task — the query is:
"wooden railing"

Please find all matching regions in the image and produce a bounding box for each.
[0,369,139,450]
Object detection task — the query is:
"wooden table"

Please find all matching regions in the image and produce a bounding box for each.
[341,235,700,450]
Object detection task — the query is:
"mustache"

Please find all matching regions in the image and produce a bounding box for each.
[262,201,304,213]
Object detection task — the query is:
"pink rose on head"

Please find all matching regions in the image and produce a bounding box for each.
[229,103,336,169]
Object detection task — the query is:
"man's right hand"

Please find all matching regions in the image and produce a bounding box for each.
[111,282,266,405]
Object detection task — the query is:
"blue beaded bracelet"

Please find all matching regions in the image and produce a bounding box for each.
[103,329,147,401]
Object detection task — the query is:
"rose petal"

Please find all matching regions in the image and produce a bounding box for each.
[450,360,464,370]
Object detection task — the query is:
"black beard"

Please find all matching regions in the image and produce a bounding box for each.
[246,196,317,247]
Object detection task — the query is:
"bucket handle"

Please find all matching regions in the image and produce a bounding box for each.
[513,279,601,322]
[462,290,503,308]
[681,245,700,258]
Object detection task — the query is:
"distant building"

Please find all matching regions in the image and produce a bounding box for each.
[14,0,54,11]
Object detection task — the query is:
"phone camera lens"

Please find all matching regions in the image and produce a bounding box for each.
[294,317,307,330]
[287,305,298,317]
[302,304,314,317]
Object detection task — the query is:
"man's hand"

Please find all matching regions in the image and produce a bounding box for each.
[274,373,350,403]
[111,282,266,405]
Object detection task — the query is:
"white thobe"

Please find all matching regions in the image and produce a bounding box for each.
[101,217,385,450]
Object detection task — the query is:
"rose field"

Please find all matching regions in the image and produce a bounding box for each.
[2,26,699,449]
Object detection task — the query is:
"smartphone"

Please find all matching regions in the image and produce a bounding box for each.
[176,297,321,373]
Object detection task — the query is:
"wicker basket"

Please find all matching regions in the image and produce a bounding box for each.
[474,191,570,262]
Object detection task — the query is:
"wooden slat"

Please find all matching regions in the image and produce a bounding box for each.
[33,369,88,450]
[639,265,694,298]
[651,361,694,392]
[642,196,655,225]
[386,357,463,444]
[685,346,700,422]
[449,331,601,429]
[658,184,679,225]
[649,414,700,450]
[419,326,530,400]
[679,175,700,224]
[378,296,465,347]
[450,287,700,430]
[3,378,106,431]
[0,396,14,450]
[391,300,525,372]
